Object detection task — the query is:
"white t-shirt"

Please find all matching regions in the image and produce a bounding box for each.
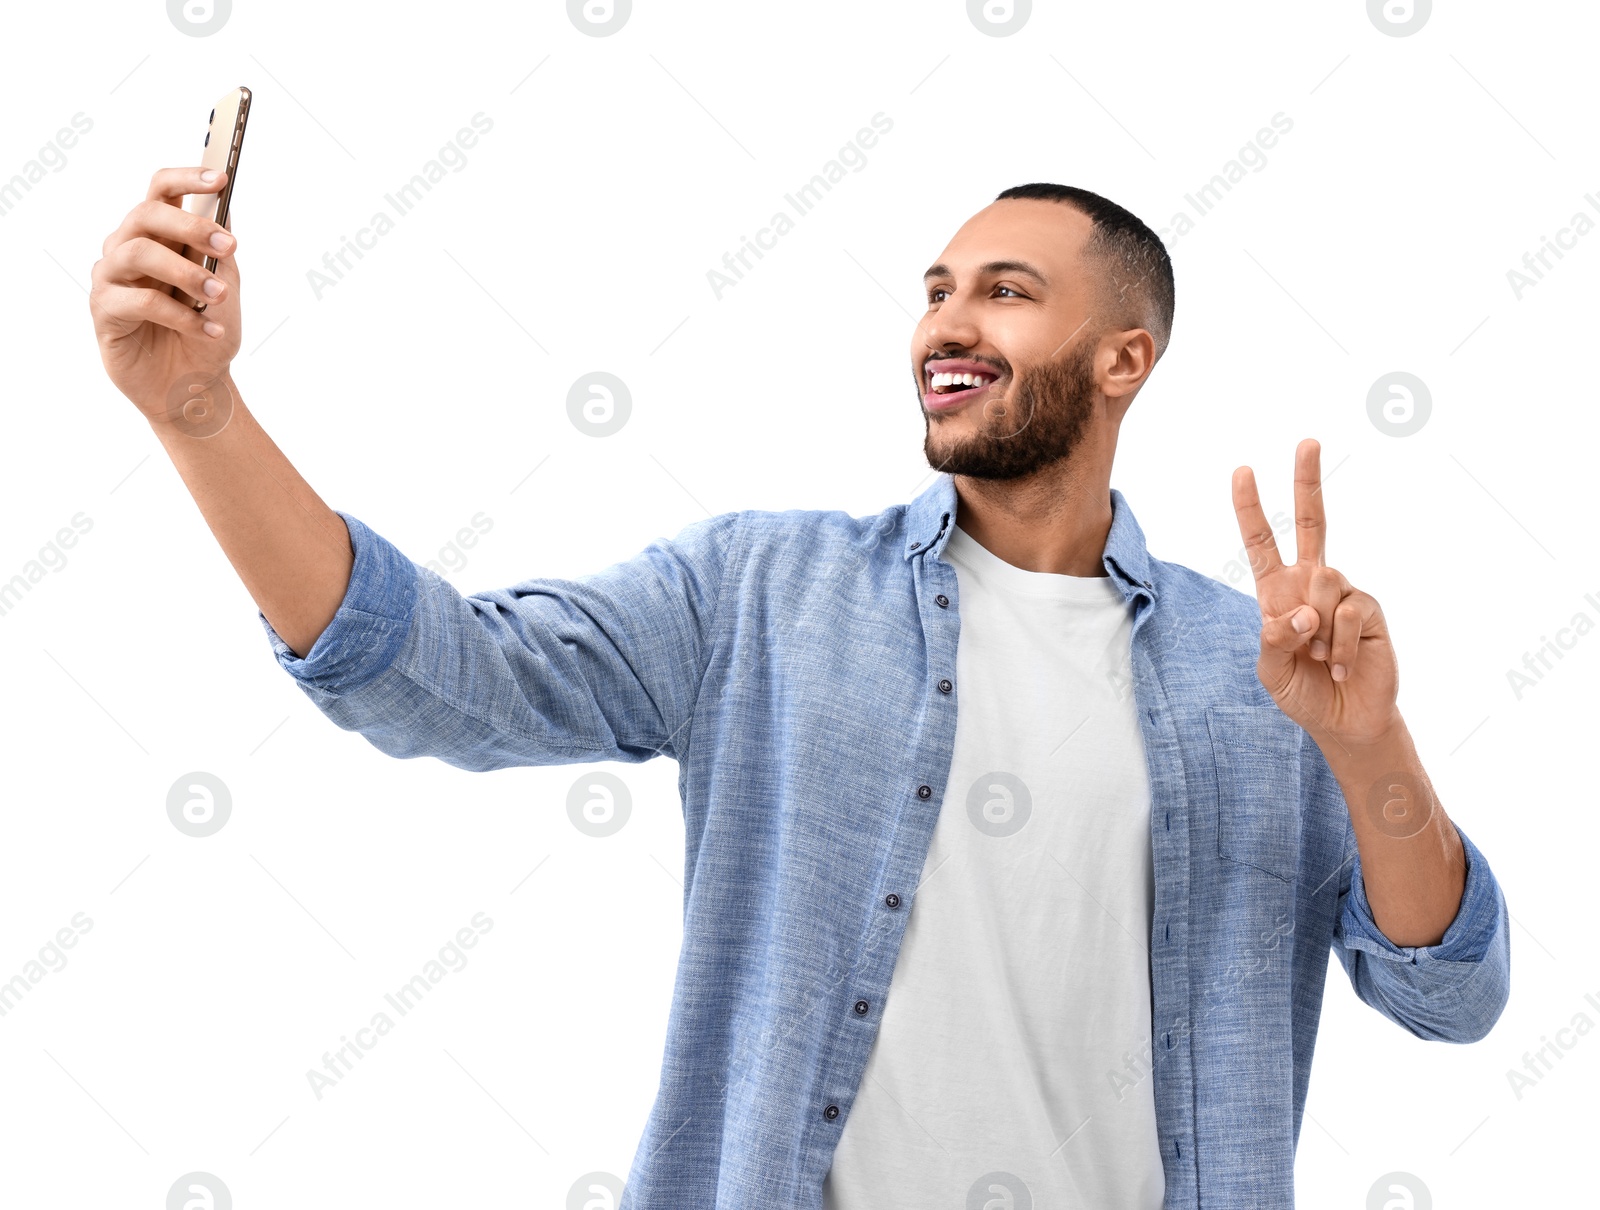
[822,522,1165,1209]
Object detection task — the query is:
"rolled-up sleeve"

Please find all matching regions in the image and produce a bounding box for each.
[260,508,742,771]
[1332,817,1511,1043]
[259,512,419,692]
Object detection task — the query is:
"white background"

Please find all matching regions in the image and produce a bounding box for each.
[0,0,1594,1205]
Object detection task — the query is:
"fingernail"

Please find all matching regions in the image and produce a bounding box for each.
[210,231,234,252]
[201,169,221,183]
[1331,663,1347,681]
[203,320,224,337]
[203,277,223,298]
[1291,608,1313,634]
[1309,639,1327,660]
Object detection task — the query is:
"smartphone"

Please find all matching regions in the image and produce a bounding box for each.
[173,86,251,312]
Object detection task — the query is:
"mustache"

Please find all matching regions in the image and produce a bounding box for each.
[925,354,1010,374]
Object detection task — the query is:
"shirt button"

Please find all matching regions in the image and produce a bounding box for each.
[824,1104,841,1121]
[935,594,949,608]
[937,678,953,694]
[885,893,901,909]
[909,541,921,551]
[916,784,932,799]
[854,999,870,1016]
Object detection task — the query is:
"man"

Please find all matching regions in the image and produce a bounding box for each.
[90,177,1509,1208]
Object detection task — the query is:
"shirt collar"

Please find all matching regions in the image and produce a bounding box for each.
[902,472,1156,600]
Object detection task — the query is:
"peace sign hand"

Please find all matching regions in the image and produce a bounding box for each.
[1231,438,1401,752]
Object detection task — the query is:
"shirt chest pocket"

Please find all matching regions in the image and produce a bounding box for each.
[1205,705,1303,884]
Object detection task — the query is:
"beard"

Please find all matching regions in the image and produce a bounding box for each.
[922,340,1097,481]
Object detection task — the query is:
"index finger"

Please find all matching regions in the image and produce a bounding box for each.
[1231,464,1284,584]
[1294,437,1325,567]
[145,166,227,203]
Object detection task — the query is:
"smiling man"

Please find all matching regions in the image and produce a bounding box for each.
[92,175,1509,1209]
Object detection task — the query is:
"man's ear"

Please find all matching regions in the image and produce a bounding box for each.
[1102,328,1156,402]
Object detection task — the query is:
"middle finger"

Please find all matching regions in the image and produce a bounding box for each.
[96,234,226,306]
[102,196,235,262]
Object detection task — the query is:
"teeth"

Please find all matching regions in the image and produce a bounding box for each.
[929,371,994,391]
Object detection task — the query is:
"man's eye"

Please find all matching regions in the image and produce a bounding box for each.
[995,284,1023,298]
[928,287,950,303]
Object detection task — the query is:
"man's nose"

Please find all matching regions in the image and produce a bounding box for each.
[918,305,979,353]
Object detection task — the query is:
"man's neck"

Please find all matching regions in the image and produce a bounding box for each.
[951,458,1114,577]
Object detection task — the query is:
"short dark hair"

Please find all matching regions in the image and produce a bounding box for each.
[994,183,1175,361]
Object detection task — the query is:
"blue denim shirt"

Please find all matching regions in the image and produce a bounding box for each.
[260,472,1510,1209]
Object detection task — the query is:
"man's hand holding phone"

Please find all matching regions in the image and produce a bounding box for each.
[85,90,355,661]
[89,166,241,428]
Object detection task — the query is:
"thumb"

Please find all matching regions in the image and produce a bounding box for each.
[1260,601,1312,691]
[1260,605,1312,662]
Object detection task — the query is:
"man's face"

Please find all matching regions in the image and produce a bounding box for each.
[912,199,1103,480]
